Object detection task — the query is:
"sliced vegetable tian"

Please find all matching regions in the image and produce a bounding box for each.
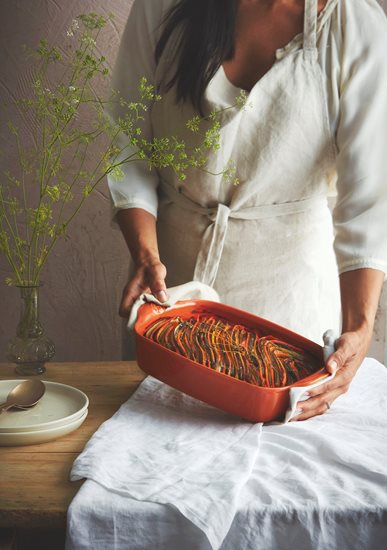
[144,315,320,388]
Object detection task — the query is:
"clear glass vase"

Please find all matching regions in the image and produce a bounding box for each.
[6,284,55,376]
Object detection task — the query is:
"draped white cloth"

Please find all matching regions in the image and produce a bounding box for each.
[66,357,387,550]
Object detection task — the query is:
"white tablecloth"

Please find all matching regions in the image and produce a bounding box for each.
[66,357,387,550]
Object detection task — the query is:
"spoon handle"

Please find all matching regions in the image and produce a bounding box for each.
[0,402,14,414]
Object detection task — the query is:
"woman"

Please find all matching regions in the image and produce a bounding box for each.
[107,0,387,420]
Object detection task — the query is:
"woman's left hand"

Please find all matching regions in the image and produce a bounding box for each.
[289,329,370,421]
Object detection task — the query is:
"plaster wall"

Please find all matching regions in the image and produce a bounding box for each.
[0,0,134,362]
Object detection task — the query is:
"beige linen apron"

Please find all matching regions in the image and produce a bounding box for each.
[152,0,341,344]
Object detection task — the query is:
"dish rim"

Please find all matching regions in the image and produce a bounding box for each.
[0,380,89,432]
[134,299,329,391]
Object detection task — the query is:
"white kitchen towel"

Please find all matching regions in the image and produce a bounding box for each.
[70,376,262,549]
[127,281,220,331]
[285,371,336,422]
[285,328,339,422]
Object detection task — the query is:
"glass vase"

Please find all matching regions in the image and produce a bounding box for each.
[6,284,55,376]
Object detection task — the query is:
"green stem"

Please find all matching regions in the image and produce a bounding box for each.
[15,132,31,280]
[44,27,103,154]
[29,32,98,281]
[34,133,125,281]
[28,58,51,282]
[0,221,23,283]
[0,189,24,269]
[2,249,23,284]
[39,138,89,268]
[63,127,105,148]
[38,30,104,204]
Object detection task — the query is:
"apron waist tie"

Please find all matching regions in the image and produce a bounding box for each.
[160,183,327,287]
[194,203,231,287]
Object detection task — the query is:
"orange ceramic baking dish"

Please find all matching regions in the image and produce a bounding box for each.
[134,300,329,423]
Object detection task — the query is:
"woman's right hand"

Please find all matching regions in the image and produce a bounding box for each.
[119,260,168,318]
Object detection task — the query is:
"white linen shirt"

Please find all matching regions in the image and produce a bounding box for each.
[107,0,387,276]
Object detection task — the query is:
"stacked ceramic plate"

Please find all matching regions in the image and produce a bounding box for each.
[0,380,89,446]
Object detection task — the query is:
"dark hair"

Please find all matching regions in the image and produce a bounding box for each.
[155,0,238,115]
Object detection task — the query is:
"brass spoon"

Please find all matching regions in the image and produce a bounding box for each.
[0,380,46,414]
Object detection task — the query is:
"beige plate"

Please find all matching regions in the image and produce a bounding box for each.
[0,409,88,446]
[0,380,88,433]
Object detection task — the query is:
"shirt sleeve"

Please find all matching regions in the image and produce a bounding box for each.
[106,0,164,228]
[332,0,387,277]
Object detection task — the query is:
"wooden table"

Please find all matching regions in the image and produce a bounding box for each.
[0,362,146,549]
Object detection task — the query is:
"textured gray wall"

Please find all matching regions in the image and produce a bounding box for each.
[0,0,134,362]
[0,0,386,364]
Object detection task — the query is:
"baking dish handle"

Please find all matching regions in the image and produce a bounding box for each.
[134,301,169,333]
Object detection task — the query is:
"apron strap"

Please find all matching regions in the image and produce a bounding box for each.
[303,0,318,52]
[193,204,231,287]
